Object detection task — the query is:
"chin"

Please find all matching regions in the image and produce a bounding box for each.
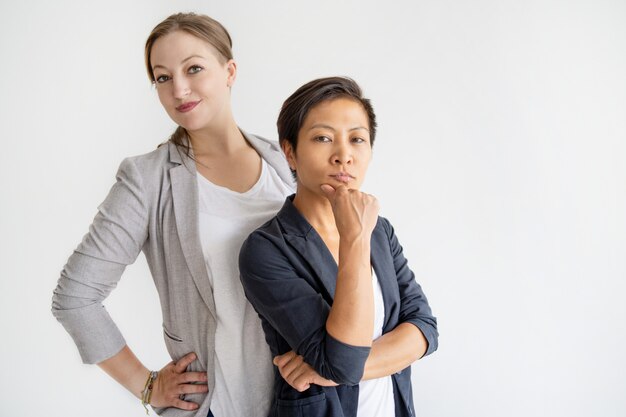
[179,120,209,133]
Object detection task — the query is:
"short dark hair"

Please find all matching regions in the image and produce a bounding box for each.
[277,77,377,153]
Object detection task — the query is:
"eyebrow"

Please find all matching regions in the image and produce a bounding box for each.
[152,54,205,71]
[309,123,369,132]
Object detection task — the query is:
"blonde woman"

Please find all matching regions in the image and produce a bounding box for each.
[52,13,293,417]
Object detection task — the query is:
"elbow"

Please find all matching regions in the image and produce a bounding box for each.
[428,331,439,355]
[51,284,67,320]
[51,270,100,322]
[335,368,365,386]
[412,317,439,357]
[304,332,371,386]
[325,358,366,386]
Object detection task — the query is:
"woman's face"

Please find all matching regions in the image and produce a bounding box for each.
[150,30,235,133]
[284,97,372,197]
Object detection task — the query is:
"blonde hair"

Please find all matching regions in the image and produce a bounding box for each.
[145,12,234,152]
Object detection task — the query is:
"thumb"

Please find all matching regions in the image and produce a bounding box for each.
[320,184,336,201]
[174,352,197,373]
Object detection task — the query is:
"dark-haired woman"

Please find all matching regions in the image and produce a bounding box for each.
[52,13,293,417]
[240,77,438,417]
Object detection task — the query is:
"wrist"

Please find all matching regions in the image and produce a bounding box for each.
[132,365,151,399]
[141,370,159,414]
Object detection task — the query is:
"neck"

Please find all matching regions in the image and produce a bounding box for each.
[187,114,247,157]
[293,188,338,237]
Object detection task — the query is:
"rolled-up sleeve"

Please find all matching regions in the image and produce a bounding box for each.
[383,218,439,356]
[239,232,370,385]
[51,157,149,364]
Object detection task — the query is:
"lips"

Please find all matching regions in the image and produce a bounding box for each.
[329,172,355,183]
[176,100,200,113]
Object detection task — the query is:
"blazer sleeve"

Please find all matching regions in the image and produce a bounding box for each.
[239,232,371,386]
[51,157,150,364]
[382,217,439,356]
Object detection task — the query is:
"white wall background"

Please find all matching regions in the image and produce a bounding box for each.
[1,0,624,416]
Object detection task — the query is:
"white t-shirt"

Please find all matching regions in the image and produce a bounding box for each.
[357,269,396,417]
[197,159,292,417]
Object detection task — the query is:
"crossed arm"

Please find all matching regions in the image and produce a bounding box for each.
[265,210,436,391]
[275,322,428,392]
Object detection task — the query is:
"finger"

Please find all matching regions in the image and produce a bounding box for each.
[287,365,312,392]
[319,184,336,201]
[279,355,304,380]
[273,350,296,367]
[178,371,208,384]
[332,185,352,203]
[311,374,338,387]
[179,383,209,395]
[292,379,311,392]
[171,398,200,411]
[174,352,198,373]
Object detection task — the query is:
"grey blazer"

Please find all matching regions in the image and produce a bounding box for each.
[52,131,294,417]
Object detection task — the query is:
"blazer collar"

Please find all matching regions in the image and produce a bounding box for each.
[167,129,294,188]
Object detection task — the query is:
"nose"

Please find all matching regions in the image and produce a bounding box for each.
[172,76,191,99]
[331,140,353,165]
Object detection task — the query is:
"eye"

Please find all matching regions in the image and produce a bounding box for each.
[155,74,170,84]
[188,65,203,74]
[314,136,332,143]
[352,137,369,144]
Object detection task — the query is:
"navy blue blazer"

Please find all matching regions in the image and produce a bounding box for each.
[239,196,438,417]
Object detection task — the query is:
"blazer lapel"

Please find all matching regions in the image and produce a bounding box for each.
[286,233,338,301]
[168,143,217,320]
[371,222,399,331]
[278,197,338,301]
[241,129,295,189]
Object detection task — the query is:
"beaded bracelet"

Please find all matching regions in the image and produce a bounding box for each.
[141,371,159,414]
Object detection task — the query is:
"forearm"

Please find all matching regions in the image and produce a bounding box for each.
[362,323,428,381]
[98,345,150,399]
[326,237,374,347]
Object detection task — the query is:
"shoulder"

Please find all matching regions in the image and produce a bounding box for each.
[121,142,173,171]
[241,129,295,189]
[239,216,292,276]
[372,216,406,257]
[374,216,395,239]
[245,131,282,152]
[115,142,178,184]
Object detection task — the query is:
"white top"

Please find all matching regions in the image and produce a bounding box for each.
[197,159,293,417]
[357,269,396,417]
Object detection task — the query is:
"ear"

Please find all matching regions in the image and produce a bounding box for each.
[226,59,237,87]
[281,141,297,171]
